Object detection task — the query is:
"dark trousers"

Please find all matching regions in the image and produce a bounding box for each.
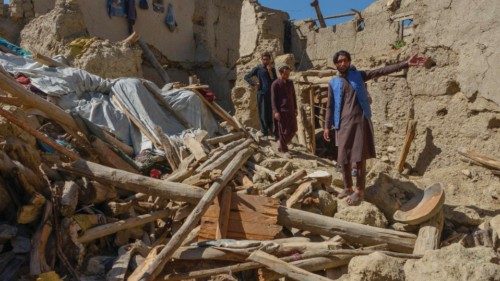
[257,93,273,135]
[341,160,366,190]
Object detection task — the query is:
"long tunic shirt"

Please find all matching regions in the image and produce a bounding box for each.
[271,79,297,145]
[325,62,409,165]
[244,65,277,95]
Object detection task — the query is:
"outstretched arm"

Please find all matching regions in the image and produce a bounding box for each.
[362,54,428,81]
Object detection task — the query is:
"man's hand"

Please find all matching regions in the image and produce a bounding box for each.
[323,128,330,142]
[407,54,428,67]
[274,112,281,121]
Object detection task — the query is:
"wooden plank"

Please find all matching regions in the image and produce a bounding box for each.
[263,169,307,196]
[458,148,500,171]
[247,250,332,281]
[215,187,232,239]
[205,132,246,145]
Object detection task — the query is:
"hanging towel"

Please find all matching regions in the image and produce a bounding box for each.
[107,0,126,18]
[165,3,177,31]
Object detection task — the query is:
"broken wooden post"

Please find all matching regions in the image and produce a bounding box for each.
[413,210,444,255]
[78,209,171,243]
[458,148,500,171]
[57,160,205,204]
[248,250,332,281]
[286,181,314,208]
[396,119,417,173]
[310,0,327,28]
[155,127,180,171]
[0,107,80,161]
[138,39,171,84]
[128,147,255,281]
[196,138,253,173]
[263,169,307,196]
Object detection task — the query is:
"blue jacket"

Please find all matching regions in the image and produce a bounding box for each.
[329,68,372,129]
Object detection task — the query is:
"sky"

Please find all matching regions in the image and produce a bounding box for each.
[259,0,376,25]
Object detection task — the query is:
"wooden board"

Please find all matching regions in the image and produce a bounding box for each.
[198,193,281,241]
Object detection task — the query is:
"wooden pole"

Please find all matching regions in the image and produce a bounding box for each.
[0,107,80,161]
[413,210,444,255]
[78,210,171,243]
[248,250,332,281]
[196,139,253,173]
[286,181,314,208]
[263,169,307,196]
[90,136,138,173]
[205,132,246,146]
[138,39,171,85]
[396,119,417,173]
[57,160,206,204]
[310,0,327,28]
[128,147,255,281]
[277,206,416,253]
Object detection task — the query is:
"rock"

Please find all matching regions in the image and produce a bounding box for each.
[387,146,397,153]
[461,169,472,178]
[315,190,337,216]
[390,222,419,233]
[335,199,388,228]
[404,244,500,281]
[490,215,500,245]
[343,252,406,281]
[445,205,483,226]
[380,156,390,163]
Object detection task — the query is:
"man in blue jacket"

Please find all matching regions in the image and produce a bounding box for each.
[244,52,277,138]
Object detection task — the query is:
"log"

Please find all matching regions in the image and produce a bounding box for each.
[58,160,205,204]
[196,138,253,173]
[165,155,196,182]
[458,148,500,171]
[33,53,65,67]
[30,201,52,276]
[247,250,332,281]
[396,119,417,173]
[128,147,255,281]
[0,96,22,107]
[138,39,170,84]
[215,187,233,239]
[107,244,136,281]
[246,162,278,181]
[78,209,171,243]
[286,181,314,207]
[143,82,189,128]
[182,169,221,187]
[60,181,79,217]
[90,136,138,173]
[205,132,246,146]
[155,127,180,171]
[310,0,327,28]
[0,107,79,161]
[197,139,245,172]
[263,169,307,196]
[277,206,416,253]
[183,135,207,162]
[271,187,294,199]
[0,69,80,138]
[413,210,444,255]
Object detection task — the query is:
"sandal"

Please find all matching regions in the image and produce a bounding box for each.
[346,191,364,206]
[337,188,353,199]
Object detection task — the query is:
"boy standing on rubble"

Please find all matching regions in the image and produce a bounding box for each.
[271,65,297,158]
[324,50,427,205]
[244,52,277,139]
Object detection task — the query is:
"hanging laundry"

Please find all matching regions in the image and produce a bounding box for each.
[152,0,164,13]
[0,37,32,58]
[139,0,149,9]
[125,0,137,34]
[107,0,127,18]
[165,3,177,31]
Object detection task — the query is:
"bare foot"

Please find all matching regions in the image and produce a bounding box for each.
[346,190,364,206]
[337,188,354,199]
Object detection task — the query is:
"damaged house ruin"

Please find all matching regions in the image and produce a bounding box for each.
[0,0,498,280]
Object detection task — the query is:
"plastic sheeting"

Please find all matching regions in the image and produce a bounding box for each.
[0,52,221,155]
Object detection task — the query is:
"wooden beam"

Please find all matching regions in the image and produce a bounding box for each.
[310,0,327,28]
[458,148,500,171]
[248,250,332,281]
[57,160,206,204]
[205,132,246,146]
[90,136,138,173]
[138,39,171,85]
[0,107,80,161]
[215,187,232,239]
[286,181,314,208]
[128,147,254,281]
[78,210,171,243]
